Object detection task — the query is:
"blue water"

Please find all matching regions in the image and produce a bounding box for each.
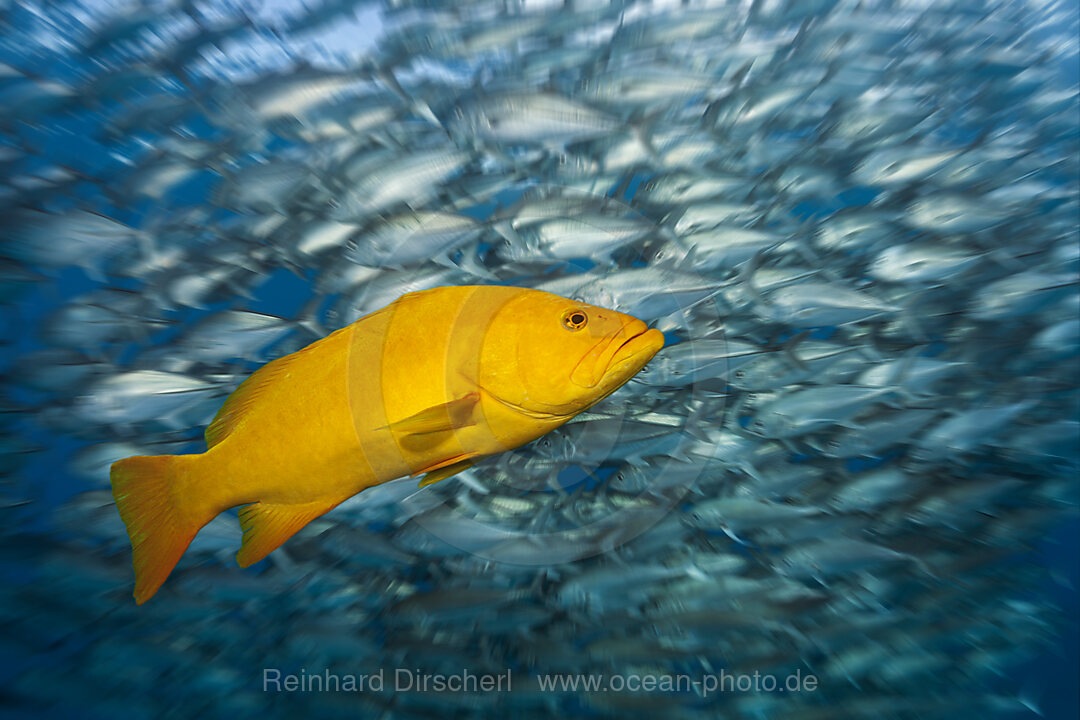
[2,0,1079,718]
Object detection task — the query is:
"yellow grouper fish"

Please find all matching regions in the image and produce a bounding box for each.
[111,285,664,603]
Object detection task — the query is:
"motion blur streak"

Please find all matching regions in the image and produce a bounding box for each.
[0,0,1077,718]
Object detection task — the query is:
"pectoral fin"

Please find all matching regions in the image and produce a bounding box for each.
[780,331,811,370]
[384,393,480,435]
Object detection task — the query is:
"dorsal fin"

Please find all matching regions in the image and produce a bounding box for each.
[204,355,288,448]
[204,324,351,448]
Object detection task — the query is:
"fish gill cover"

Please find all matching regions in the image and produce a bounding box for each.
[0,0,1078,718]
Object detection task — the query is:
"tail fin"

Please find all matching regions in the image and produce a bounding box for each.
[110,455,206,605]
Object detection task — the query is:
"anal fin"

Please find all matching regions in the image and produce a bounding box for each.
[236,499,339,568]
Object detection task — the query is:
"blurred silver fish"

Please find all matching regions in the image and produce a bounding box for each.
[0,0,1076,717]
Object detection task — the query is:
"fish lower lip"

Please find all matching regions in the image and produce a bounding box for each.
[611,328,664,367]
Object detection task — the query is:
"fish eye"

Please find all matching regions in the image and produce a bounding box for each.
[734,369,745,378]
[561,309,588,331]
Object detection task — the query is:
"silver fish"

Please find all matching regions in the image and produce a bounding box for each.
[73,371,226,427]
[747,386,899,439]
[449,91,622,146]
[328,147,470,217]
[347,210,481,267]
[912,400,1036,462]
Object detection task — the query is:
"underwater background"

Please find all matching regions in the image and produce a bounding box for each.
[1,0,1078,718]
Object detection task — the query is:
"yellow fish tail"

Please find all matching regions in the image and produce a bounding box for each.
[110,454,208,605]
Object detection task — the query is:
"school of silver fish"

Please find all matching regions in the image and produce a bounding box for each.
[1,0,1078,718]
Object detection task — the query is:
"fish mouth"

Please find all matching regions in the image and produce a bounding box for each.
[605,328,666,382]
[571,323,665,390]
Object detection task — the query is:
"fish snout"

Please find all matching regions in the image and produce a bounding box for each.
[570,316,656,389]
